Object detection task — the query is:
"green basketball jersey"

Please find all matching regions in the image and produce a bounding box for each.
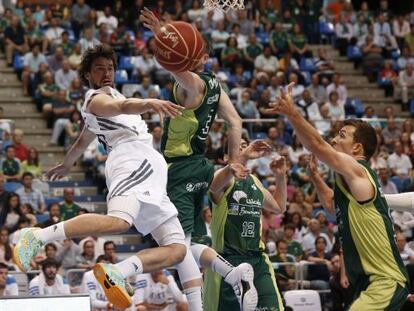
[211,175,266,256]
[334,160,408,286]
[161,72,221,161]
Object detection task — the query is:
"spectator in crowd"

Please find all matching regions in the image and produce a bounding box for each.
[388,140,412,178]
[1,146,22,182]
[378,167,398,194]
[243,33,263,70]
[405,23,414,52]
[50,90,76,146]
[297,89,321,122]
[44,243,58,261]
[0,175,10,227]
[42,203,61,227]
[68,42,82,69]
[396,47,414,71]
[67,78,84,109]
[151,126,162,153]
[19,203,37,227]
[12,129,29,162]
[29,258,70,295]
[327,91,345,120]
[47,46,65,73]
[396,233,414,266]
[307,74,327,104]
[254,45,279,78]
[269,22,288,56]
[394,63,414,110]
[314,103,332,136]
[0,227,13,265]
[25,18,44,49]
[211,19,229,58]
[15,172,45,214]
[133,47,156,79]
[262,208,281,243]
[22,44,47,96]
[37,71,59,119]
[271,239,296,291]
[392,208,414,240]
[379,59,397,97]
[287,135,308,166]
[335,16,354,56]
[135,75,156,99]
[360,34,384,82]
[55,59,77,90]
[21,147,41,179]
[56,239,81,270]
[382,118,402,151]
[4,15,28,67]
[43,17,64,53]
[97,6,118,34]
[59,31,74,57]
[59,188,81,221]
[103,241,118,264]
[80,255,113,310]
[131,269,189,311]
[289,23,312,62]
[313,48,335,79]
[0,262,18,296]
[76,239,95,270]
[283,223,304,261]
[221,36,242,70]
[329,254,353,311]
[393,15,411,48]
[78,27,100,54]
[302,219,332,255]
[70,0,91,38]
[326,74,347,106]
[307,236,332,291]
[65,110,81,149]
[79,235,106,259]
[288,187,313,221]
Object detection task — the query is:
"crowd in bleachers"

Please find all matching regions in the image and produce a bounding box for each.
[0,0,414,310]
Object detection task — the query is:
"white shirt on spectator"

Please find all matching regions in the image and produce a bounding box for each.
[398,69,414,87]
[55,68,77,90]
[393,20,411,38]
[392,210,414,239]
[15,186,45,213]
[97,15,118,33]
[1,275,19,296]
[133,56,156,76]
[254,54,279,74]
[326,83,348,105]
[380,179,398,195]
[79,236,106,259]
[297,99,321,122]
[399,244,414,266]
[211,29,229,50]
[23,52,47,73]
[29,273,70,295]
[397,57,414,71]
[335,23,353,40]
[45,26,64,46]
[247,152,278,177]
[302,232,332,253]
[79,37,101,53]
[374,22,392,37]
[388,152,412,176]
[81,270,109,310]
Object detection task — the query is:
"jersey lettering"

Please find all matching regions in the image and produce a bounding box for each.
[241,221,255,238]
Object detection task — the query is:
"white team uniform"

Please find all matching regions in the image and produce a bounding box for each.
[80,270,109,310]
[81,86,181,237]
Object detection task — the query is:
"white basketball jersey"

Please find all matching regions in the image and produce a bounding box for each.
[81,86,152,152]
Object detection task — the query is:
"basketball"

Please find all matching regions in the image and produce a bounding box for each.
[152,21,205,72]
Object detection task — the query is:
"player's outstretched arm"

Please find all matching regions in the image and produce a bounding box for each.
[384,193,414,213]
[308,154,335,215]
[88,93,183,119]
[140,7,205,96]
[218,88,243,163]
[45,126,96,180]
[268,156,288,213]
[266,84,369,194]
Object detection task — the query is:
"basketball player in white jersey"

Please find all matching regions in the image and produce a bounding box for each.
[14,45,188,309]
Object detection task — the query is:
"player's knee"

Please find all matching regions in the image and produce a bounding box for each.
[169,243,187,264]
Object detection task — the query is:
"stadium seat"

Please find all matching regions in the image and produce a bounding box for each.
[345,98,364,117]
[410,98,414,117]
[8,272,28,296]
[300,58,315,72]
[319,21,335,43]
[256,31,269,44]
[142,30,154,41]
[252,132,267,140]
[391,49,401,60]
[346,45,362,60]
[36,214,49,224]
[284,290,322,311]
[115,69,129,84]
[119,56,135,71]
[13,54,24,71]
[5,181,22,193]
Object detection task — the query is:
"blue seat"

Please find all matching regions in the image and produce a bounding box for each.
[142,30,154,41]
[391,49,401,60]
[67,29,76,42]
[119,56,135,71]
[13,54,24,70]
[5,182,22,193]
[345,98,364,117]
[301,71,311,86]
[347,45,362,60]
[256,32,269,44]
[300,58,315,72]
[115,69,129,84]
[410,98,414,116]
[377,76,392,87]
[36,214,49,224]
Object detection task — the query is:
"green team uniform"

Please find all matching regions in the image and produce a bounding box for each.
[334,161,408,311]
[161,72,220,235]
[204,175,284,311]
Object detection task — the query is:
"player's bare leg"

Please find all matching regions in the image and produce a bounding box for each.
[191,244,258,311]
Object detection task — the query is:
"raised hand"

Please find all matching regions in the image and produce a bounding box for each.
[241,140,273,160]
[44,163,70,181]
[270,156,287,176]
[140,7,162,35]
[229,162,250,179]
[147,99,184,121]
[264,82,296,117]
[308,154,319,176]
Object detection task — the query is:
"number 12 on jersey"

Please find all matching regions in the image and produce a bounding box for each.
[241,221,255,238]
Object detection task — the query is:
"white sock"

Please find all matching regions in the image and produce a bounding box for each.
[34,222,66,244]
[114,255,143,278]
[211,254,234,279]
[183,286,203,311]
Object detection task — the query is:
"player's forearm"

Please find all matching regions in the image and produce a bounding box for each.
[385,193,414,213]
[209,166,234,194]
[274,173,287,213]
[310,172,334,215]
[63,127,95,168]
[226,120,242,163]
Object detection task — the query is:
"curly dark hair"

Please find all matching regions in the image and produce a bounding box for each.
[78,45,117,86]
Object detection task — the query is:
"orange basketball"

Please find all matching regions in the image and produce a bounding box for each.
[152,21,205,72]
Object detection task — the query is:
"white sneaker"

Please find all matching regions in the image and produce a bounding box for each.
[224,263,258,311]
